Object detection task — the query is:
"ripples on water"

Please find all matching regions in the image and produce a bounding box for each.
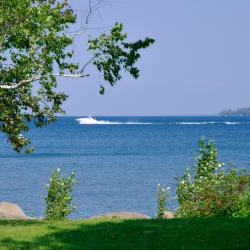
[0,116,250,218]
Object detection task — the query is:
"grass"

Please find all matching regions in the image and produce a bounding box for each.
[0,217,250,249]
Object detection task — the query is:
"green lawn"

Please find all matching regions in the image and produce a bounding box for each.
[0,217,250,250]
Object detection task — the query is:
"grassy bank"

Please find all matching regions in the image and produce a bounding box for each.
[0,217,250,249]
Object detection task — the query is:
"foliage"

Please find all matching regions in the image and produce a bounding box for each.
[0,0,155,153]
[88,23,154,90]
[176,137,250,218]
[45,168,76,220]
[156,184,170,218]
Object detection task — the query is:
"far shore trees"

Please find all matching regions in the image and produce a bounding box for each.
[0,0,154,153]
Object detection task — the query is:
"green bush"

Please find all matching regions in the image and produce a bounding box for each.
[176,138,250,218]
[45,168,76,220]
[156,184,170,218]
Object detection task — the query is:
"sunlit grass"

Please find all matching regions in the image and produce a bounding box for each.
[0,217,250,249]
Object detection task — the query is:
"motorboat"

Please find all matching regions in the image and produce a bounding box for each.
[76,116,98,124]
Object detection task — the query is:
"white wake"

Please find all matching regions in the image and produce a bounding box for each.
[176,121,241,125]
[76,117,152,125]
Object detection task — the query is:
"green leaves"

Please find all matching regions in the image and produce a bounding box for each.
[0,0,76,153]
[176,138,250,218]
[88,22,155,89]
[0,2,154,153]
[156,184,170,219]
[99,85,105,95]
[45,168,76,221]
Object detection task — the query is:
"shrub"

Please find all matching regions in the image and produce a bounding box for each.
[176,137,250,218]
[156,184,170,218]
[45,168,76,220]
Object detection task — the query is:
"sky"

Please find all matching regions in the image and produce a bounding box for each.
[59,0,250,116]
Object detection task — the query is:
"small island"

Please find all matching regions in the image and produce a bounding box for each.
[219,107,250,116]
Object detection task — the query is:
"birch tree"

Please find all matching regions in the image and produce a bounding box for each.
[0,0,154,152]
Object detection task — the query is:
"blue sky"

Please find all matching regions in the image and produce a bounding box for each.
[59,0,250,116]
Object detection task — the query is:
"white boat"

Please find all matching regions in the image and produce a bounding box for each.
[76,116,146,125]
[76,116,98,125]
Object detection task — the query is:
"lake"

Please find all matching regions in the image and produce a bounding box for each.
[0,116,249,218]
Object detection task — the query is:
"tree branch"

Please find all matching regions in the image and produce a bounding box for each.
[0,72,91,90]
[52,73,89,78]
[69,26,107,37]
[80,54,98,74]
[0,74,41,90]
[69,0,106,37]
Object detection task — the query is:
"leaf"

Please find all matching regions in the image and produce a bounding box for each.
[99,85,105,95]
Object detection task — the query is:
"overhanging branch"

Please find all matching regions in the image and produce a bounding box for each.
[0,74,41,90]
[0,72,90,90]
[52,73,90,78]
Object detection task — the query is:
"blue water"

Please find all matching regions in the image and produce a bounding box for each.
[0,116,250,218]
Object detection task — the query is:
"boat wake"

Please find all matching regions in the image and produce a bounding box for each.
[76,117,152,125]
[76,117,248,126]
[176,121,241,125]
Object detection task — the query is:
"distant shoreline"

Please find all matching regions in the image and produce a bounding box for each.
[219,107,250,116]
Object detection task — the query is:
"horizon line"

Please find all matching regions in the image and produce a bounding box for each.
[59,114,221,117]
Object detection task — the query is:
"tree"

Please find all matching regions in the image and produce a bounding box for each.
[0,0,155,153]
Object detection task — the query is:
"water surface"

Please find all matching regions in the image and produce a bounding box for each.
[0,116,249,217]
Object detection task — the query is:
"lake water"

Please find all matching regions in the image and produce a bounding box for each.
[0,116,250,218]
